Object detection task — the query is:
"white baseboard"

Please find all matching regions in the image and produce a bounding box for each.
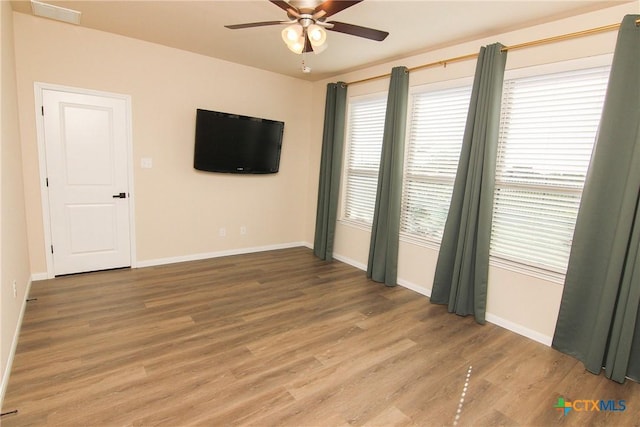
[397,278,551,347]
[332,253,367,271]
[30,272,48,281]
[484,313,553,346]
[332,253,432,297]
[136,242,308,268]
[397,278,431,298]
[0,276,34,409]
[332,251,551,347]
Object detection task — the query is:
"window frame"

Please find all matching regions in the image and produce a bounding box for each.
[488,54,613,283]
[399,77,474,248]
[339,91,388,230]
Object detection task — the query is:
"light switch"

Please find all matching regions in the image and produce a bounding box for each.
[141,158,153,169]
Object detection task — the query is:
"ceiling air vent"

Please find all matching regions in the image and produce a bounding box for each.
[30,0,81,25]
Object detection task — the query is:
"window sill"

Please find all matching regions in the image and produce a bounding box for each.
[399,232,441,251]
[338,221,564,284]
[489,256,565,285]
[338,218,372,232]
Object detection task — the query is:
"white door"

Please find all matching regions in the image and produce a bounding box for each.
[42,89,131,276]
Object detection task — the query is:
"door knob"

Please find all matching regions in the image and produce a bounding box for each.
[112,192,127,199]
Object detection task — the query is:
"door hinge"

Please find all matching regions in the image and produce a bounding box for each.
[41,106,44,116]
[46,177,49,187]
[51,245,54,254]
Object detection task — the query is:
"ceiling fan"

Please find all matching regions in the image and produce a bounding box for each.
[225,0,389,55]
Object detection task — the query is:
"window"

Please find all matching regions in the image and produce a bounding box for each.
[342,95,386,225]
[490,64,610,274]
[401,84,472,243]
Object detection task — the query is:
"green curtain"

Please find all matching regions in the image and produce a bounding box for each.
[367,66,409,286]
[314,82,347,261]
[430,43,507,323]
[552,15,640,384]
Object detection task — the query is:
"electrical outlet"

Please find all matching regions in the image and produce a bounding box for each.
[219,227,226,237]
[141,157,153,169]
[240,226,247,235]
[12,280,17,298]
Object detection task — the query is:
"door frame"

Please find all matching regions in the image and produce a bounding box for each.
[34,82,137,278]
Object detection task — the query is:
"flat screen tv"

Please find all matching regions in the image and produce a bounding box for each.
[194,108,284,174]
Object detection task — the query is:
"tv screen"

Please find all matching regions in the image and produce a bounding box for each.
[194,109,284,174]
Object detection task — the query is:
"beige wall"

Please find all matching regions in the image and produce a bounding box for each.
[12,12,314,273]
[306,2,639,344]
[1,0,32,406]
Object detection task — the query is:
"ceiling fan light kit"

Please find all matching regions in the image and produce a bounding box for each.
[281,24,305,53]
[282,24,302,42]
[226,0,389,71]
[307,24,327,46]
[281,22,327,54]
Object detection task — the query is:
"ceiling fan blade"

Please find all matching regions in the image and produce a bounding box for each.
[270,0,300,18]
[326,21,389,41]
[269,0,296,13]
[225,21,289,30]
[313,1,362,18]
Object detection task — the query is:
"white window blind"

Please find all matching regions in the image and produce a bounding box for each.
[342,96,386,225]
[401,85,472,243]
[491,65,610,273]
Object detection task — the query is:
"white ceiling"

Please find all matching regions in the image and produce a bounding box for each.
[10,0,633,81]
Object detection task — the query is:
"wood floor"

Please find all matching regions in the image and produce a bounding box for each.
[2,247,640,426]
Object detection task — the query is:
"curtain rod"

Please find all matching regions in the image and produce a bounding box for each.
[345,17,639,86]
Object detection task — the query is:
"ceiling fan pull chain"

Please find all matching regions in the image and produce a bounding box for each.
[301,52,311,73]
